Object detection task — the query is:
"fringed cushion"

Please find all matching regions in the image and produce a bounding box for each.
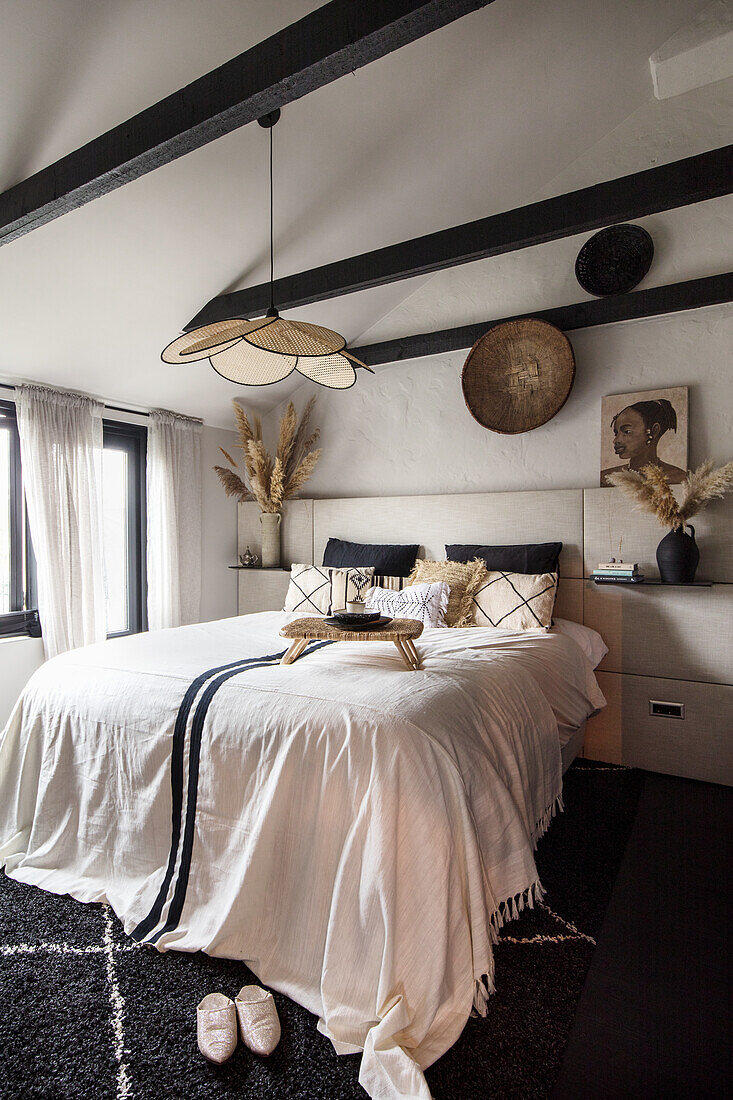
[364,582,450,628]
[406,558,485,627]
[472,571,559,631]
[283,564,374,615]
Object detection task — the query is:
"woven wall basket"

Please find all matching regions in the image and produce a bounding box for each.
[575,223,654,296]
[461,318,575,434]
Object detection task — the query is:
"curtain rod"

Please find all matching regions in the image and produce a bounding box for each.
[0,381,150,418]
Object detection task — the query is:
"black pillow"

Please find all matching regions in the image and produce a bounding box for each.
[445,541,562,574]
[323,538,419,577]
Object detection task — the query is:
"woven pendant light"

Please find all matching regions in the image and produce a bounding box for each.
[162,110,372,389]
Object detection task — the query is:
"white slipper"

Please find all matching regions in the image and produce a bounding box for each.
[197,992,238,1064]
[235,985,281,1055]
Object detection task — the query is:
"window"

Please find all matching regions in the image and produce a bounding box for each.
[102,422,147,637]
[0,412,13,612]
[0,400,38,638]
[0,400,147,639]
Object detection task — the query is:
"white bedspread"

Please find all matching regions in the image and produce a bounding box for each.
[0,613,604,1099]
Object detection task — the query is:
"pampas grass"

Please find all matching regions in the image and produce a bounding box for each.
[287,394,319,483]
[212,464,249,501]
[214,399,321,511]
[678,460,733,522]
[608,460,733,529]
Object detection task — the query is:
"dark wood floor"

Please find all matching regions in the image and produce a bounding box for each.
[553,771,732,1099]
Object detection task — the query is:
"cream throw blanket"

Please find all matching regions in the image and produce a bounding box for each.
[0,613,604,1099]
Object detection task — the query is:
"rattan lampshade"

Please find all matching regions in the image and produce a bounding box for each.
[161,315,368,388]
[161,110,372,390]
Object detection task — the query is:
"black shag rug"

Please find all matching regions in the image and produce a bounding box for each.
[0,761,644,1099]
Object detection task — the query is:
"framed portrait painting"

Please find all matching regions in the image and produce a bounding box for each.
[600,386,688,487]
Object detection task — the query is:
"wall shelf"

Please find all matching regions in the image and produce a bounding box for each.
[229,566,289,571]
[589,578,712,587]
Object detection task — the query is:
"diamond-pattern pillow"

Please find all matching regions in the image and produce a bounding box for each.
[472,571,558,631]
[283,564,374,615]
[364,581,450,628]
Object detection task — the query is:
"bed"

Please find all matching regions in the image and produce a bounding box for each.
[0,610,605,1100]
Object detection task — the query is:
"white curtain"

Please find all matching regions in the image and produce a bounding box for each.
[147,409,202,631]
[15,384,106,659]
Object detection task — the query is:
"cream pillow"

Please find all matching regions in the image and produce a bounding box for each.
[406,558,485,627]
[283,564,374,615]
[472,571,558,631]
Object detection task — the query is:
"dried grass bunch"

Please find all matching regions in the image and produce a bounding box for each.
[608,460,733,530]
[214,396,321,512]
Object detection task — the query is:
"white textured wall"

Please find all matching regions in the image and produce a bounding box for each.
[200,424,239,622]
[264,70,733,501]
[0,636,45,729]
[274,302,733,499]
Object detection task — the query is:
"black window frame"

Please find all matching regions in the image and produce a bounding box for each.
[102,419,148,639]
[0,399,40,638]
[0,401,147,640]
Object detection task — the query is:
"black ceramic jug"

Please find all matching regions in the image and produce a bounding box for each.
[656,524,699,584]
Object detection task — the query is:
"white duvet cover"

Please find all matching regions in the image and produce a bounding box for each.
[0,612,604,1099]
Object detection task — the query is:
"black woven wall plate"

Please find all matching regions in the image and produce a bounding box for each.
[575,224,654,296]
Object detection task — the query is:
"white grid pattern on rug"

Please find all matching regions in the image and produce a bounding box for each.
[0,899,598,1100]
[501,901,597,946]
[0,902,142,1099]
[0,764,628,1097]
[497,763,630,949]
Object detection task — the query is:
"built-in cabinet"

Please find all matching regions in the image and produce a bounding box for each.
[591,670,732,786]
[237,569,290,617]
[581,488,732,784]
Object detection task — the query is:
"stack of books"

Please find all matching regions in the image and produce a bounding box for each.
[591,561,644,583]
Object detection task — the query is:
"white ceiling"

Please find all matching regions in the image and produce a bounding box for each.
[0,0,727,425]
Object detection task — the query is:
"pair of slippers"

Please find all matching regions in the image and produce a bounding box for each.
[197,985,281,1064]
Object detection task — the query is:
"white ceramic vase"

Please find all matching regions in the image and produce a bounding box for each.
[260,512,282,568]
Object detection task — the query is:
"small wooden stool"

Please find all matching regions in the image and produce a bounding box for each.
[279,617,423,671]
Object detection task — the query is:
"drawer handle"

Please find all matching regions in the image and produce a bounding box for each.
[649,700,685,719]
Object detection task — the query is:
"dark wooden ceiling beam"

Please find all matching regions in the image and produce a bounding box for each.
[186,145,733,329]
[349,271,733,366]
[0,0,493,245]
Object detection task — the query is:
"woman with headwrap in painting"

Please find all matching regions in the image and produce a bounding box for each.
[601,398,687,487]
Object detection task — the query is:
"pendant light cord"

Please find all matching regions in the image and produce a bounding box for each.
[269,123,275,313]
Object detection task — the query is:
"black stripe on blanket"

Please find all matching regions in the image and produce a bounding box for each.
[131,640,333,944]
